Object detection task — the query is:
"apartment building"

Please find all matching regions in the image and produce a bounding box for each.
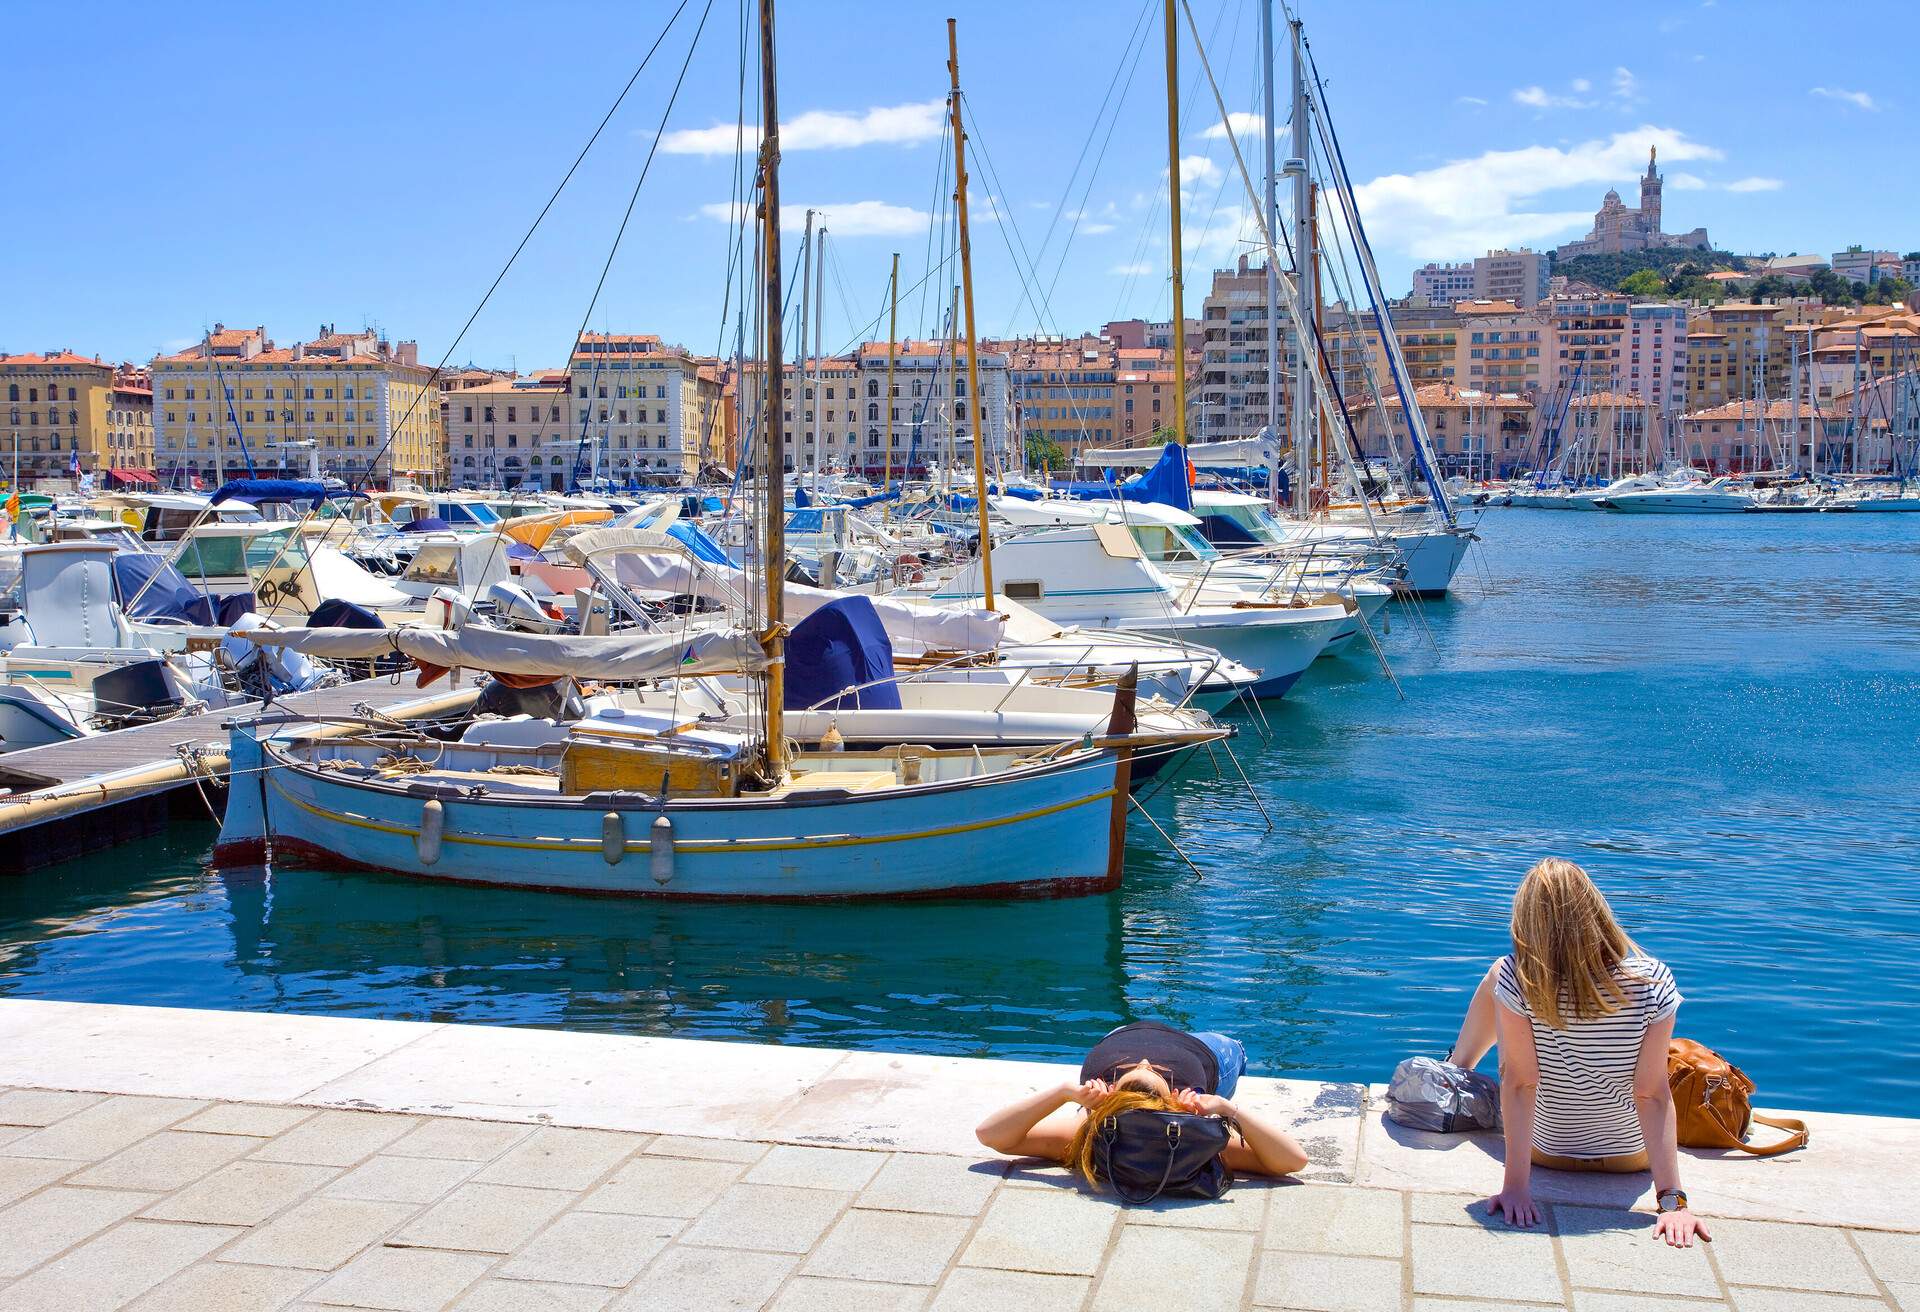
[1627,304,1689,416]
[1547,292,1630,393]
[151,325,438,487]
[107,366,155,479]
[2,350,132,484]
[1831,247,1903,285]
[1678,398,1847,472]
[444,374,568,489]
[999,337,1120,459]
[1476,249,1549,308]
[1412,261,1475,306]
[1348,382,1532,475]
[567,333,715,482]
[1454,300,1543,393]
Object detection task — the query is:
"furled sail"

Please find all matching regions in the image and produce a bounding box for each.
[238,624,769,679]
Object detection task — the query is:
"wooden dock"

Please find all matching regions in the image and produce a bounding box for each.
[0,677,476,874]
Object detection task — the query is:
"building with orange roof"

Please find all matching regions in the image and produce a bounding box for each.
[1678,397,1849,472]
[151,324,438,487]
[443,375,567,489]
[2,349,136,485]
[564,333,721,484]
[1348,382,1534,476]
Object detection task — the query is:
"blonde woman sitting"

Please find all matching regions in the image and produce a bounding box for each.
[975,1021,1309,1188]
[1450,858,1709,1247]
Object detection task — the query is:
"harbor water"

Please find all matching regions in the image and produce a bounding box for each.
[2,511,1916,1115]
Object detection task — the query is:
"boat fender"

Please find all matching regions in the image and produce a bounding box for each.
[417,798,445,866]
[601,811,624,866]
[649,813,675,885]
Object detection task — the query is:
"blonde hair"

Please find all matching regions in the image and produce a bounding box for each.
[1510,858,1639,1029]
[1065,1086,1183,1189]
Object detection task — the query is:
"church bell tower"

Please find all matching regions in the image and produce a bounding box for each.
[1640,146,1662,237]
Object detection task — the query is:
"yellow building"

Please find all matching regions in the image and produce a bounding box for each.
[106,366,155,481]
[568,334,710,481]
[151,324,440,488]
[1,350,124,484]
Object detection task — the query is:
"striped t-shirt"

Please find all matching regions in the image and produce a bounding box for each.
[1493,953,1682,1157]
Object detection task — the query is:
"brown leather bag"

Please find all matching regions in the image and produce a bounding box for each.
[1667,1038,1809,1157]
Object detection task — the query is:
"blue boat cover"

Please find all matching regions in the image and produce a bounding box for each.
[793,485,812,508]
[113,553,221,624]
[783,595,901,711]
[306,598,385,629]
[398,516,452,533]
[1120,442,1194,512]
[208,478,358,507]
[666,520,732,566]
[504,541,542,561]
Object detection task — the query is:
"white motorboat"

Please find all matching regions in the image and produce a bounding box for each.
[1603,477,1755,514]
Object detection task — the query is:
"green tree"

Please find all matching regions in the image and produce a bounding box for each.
[1619,269,1666,297]
[1025,434,1068,473]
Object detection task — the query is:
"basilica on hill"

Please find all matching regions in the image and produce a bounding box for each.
[1554,147,1711,260]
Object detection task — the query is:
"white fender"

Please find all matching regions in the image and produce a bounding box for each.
[649,813,675,885]
[601,811,624,865]
[417,798,445,866]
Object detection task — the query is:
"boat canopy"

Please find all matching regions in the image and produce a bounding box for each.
[209,478,362,508]
[239,623,769,680]
[1079,436,1279,470]
[784,596,901,711]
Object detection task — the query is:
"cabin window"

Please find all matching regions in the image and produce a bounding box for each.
[1004,580,1044,601]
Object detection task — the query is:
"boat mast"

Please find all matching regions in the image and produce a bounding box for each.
[884,251,899,492]
[947,17,995,610]
[812,223,827,485]
[1162,0,1188,447]
[1287,19,1313,517]
[757,0,787,778]
[796,209,813,486]
[1260,0,1280,507]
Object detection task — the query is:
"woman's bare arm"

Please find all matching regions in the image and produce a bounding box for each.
[1631,1013,1709,1247]
[1489,1001,1542,1227]
[1180,1092,1309,1176]
[975,1079,1105,1160]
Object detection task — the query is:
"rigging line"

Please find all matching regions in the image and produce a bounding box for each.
[821,249,958,360]
[347,0,696,495]
[1000,0,1155,334]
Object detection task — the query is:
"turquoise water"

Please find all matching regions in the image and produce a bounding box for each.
[2,512,1916,1114]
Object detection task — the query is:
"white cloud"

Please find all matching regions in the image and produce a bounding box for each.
[696,199,930,237]
[662,99,946,155]
[1176,155,1223,194]
[1666,171,1708,190]
[1725,176,1784,192]
[1611,67,1640,102]
[1571,78,1592,94]
[1109,262,1156,277]
[1809,86,1876,111]
[1456,95,1489,108]
[1513,84,1594,111]
[1352,125,1723,260]
[1199,111,1287,143]
[1082,222,1117,235]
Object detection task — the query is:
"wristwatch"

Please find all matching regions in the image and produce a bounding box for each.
[1656,1189,1689,1213]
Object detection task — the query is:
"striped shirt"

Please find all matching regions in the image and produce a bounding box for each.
[1493,953,1682,1158]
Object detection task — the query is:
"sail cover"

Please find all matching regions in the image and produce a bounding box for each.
[239,624,768,679]
[1079,436,1279,469]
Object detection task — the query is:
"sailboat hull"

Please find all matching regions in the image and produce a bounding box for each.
[218,733,1130,902]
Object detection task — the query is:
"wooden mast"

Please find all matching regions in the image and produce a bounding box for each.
[947,17,994,610]
[757,0,787,778]
[884,251,899,492]
[1163,0,1188,446]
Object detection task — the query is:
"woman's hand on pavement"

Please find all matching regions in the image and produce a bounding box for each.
[1487,1186,1541,1229]
[1653,1208,1711,1248]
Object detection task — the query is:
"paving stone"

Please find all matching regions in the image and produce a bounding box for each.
[1572,1297,1728,1312]
[452,1280,614,1312]
[178,1104,318,1138]
[578,1154,745,1218]
[1707,1218,1878,1295]
[470,1126,642,1191]
[1887,1283,1920,1312]
[0,1155,82,1208]
[960,1186,1117,1277]
[1252,1250,1403,1312]
[1408,1193,1507,1228]
[802,1207,972,1285]
[1555,1203,1719,1298]
[0,1219,238,1312]
[1001,1160,1079,1190]
[1090,1225,1257,1312]
[323,1154,479,1204]
[71,1129,258,1192]
[859,1153,1003,1217]
[384,1118,534,1163]
[641,1135,768,1164]
[1118,1184,1271,1232]
[0,1125,29,1150]
[496,1211,679,1286]
[0,1089,104,1127]
[0,1185,157,1279]
[128,1260,323,1312]
[1419,1301,1584,1312]
[605,1246,797,1310]
[928,1268,1093,1312]
[146,1160,341,1227]
[677,1182,853,1256]
[1729,1291,1887,1312]
[220,1196,420,1270]
[1262,1182,1400,1255]
[1409,1221,1565,1304]
[306,1245,497,1311]
[744,1144,886,1192]
[772,1277,929,1310]
[251,1111,421,1168]
[5,1095,205,1161]
[390,1181,574,1254]
[1855,1231,1920,1286]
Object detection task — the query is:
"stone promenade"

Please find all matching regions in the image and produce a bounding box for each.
[0,999,1914,1312]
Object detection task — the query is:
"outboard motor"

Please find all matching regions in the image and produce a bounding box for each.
[91,658,189,728]
[484,580,562,633]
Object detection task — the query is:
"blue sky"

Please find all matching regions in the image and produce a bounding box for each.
[3,0,1908,372]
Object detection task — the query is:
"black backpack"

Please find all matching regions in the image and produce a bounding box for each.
[1092,1109,1234,1203]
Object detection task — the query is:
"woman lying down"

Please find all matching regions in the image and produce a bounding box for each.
[976,1021,1309,1194]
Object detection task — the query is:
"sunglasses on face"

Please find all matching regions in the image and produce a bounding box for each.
[1109,1062,1176,1086]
